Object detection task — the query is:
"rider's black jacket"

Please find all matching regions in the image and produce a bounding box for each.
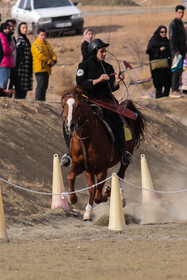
[169,18,186,55]
[76,56,119,99]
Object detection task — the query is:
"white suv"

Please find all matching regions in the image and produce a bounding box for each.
[11,0,84,36]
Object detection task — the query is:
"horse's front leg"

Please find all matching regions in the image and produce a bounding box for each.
[67,163,84,204]
[94,171,109,204]
[83,172,95,221]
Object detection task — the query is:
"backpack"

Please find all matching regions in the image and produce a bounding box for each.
[0,38,4,64]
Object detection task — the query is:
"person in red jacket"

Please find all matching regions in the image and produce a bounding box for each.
[0,22,15,93]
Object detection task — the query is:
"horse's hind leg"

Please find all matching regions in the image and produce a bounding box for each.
[117,163,129,208]
[94,171,110,204]
[83,172,95,221]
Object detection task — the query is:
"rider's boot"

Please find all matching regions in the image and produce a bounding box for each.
[61,122,72,167]
[60,153,71,167]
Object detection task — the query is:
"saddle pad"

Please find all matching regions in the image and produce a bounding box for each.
[124,125,132,142]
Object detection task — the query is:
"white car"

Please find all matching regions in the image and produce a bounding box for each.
[11,0,84,36]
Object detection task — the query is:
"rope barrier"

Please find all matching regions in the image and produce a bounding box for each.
[0,174,187,197]
[0,176,112,197]
[116,175,187,194]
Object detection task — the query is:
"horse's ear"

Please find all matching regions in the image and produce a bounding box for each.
[75,86,83,95]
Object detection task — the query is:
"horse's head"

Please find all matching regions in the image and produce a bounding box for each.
[61,87,89,134]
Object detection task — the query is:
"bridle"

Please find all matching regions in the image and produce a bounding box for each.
[62,94,95,140]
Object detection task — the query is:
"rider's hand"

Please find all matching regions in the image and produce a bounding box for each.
[160,46,165,51]
[116,71,124,84]
[99,74,110,82]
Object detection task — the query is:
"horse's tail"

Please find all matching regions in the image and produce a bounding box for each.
[122,100,146,148]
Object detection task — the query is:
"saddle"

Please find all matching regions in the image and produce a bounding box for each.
[89,103,132,143]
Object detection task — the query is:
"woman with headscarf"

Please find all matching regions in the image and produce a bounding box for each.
[0,22,15,94]
[146,25,171,98]
[80,29,94,62]
[15,22,32,99]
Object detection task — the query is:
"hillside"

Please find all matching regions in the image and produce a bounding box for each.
[0,96,186,219]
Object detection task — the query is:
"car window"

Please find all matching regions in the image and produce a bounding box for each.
[25,0,31,10]
[19,0,26,9]
[34,0,72,9]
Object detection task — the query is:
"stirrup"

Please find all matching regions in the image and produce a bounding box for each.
[122,151,133,165]
[60,153,71,167]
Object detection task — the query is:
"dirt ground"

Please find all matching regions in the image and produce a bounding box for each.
[0,1,187,280]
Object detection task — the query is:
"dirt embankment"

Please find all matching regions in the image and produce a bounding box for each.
[0,96,187,280]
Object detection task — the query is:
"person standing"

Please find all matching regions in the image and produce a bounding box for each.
[80,29,94,61]
[146,25,171,98]
[181,22,187,94]
[15,22,33,99]
[169,5,186,97]
[0,22,15,92]
[5,19,17,92]
[31,28,57,101]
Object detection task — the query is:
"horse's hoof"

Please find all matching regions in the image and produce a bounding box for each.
[68,194,77,204]
[83,211,92,221]
[104,185,111,195]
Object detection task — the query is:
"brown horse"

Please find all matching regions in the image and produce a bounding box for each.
[61,87,145,220]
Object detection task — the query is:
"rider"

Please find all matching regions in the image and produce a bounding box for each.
[61,38,133,167]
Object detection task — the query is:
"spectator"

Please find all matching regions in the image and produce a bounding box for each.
[169,5,186,98]
[31,28,57,101]
[81,29,94,62]
[181,22,187,93]
[15,22,33,99]
[146,25,171,98]
[5,19,17,92]
[0,22,15,92]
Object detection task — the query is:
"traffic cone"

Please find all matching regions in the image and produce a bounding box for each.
[0,186,9,241]
[108,173,126,231]
[141,154,157,204]
[51,154,69,210]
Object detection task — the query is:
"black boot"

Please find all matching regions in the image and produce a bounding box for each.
[114,125,133,165]
[61,122,71,167]
[156,90,162,99]
[60,153,71,167]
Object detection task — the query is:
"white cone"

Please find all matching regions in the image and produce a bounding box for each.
[0,186,9,241]
[108,174,126,231]
[51,154,69,210]
[141,154,157,204]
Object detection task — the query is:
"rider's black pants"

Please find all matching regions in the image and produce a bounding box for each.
[103,108,126,156]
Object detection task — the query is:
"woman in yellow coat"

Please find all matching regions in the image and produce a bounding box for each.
[31,28,57,101]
